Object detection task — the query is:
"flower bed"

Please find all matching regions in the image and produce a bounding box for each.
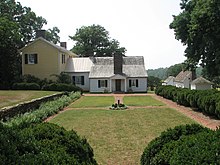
[109,103,128,110]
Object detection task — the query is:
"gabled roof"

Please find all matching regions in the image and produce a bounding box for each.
[175,71,192,82]
[89,56,148,78]
[191,77,213,85]
[164,76,175,83]
[20,37,77,57]
[65,57,93,72]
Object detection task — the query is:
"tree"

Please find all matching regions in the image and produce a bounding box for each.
[170,0,220,78]
[0,0,47,47]
[166,63,184,77]
[69,24,126,56]
[147,76,161,90]
[0,17,21,89]
[45,27,60,44]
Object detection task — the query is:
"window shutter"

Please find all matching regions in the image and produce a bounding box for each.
[72,76,75,85]
[81,76,84,85]
[25,54,28,64]
[98,80,101,88]
[129,80,131,87]
[105,80,108,87]
[136,79,139,87]
[34,54,38,64]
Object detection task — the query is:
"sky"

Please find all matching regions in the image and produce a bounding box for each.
[17,0,186,69]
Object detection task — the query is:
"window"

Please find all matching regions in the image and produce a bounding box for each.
[25,54,38,64]
[129,79,139,87]
[62,54,65,64]
[72,76,84,85]
[98,80,108,88]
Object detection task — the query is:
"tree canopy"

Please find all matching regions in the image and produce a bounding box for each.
[0,0,60,88]
[69,24,126,56]
[170,0,220,78]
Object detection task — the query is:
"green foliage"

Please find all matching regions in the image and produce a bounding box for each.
[147,76,161,89]
[0,17,21,89]
[51,72,72,84]
[70,24,126,56]
[42,83,82,92]
[166,63,184,77]
[4,92,81,127]
[147,68,168,80]
[45,26,60,44]
[141,124,211,165]
[12,83,40,90]
[170,0,220,78]
[156,86,220,118]
[0,122,97,164]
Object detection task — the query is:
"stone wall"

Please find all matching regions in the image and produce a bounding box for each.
[0,93,65,121]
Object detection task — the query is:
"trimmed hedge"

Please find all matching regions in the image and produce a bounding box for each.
[141,124,220,165]
[155,86,220,119]
[12,83,40,90]
[0,122,97,164]
[42,83,83,92]
[141,124,210,165]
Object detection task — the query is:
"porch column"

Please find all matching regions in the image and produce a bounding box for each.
[124,78,127,92]
[109,79,112,92]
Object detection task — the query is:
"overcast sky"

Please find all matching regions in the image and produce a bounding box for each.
[18,0,186,69]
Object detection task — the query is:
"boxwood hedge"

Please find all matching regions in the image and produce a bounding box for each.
[0,122,97,164]
[155,85,220,119]
[141,124,220,165]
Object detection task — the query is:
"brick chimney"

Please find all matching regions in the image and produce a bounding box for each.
[60,42,67,49]
[36,30,46,39]
[113,53,123,74]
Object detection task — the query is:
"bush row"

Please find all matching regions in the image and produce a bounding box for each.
[155,85,220,118]
[0,122,97,164]
[12,82,83,92]
[141,124,220,165]
[3,92,81,127]
[0,93,65,121]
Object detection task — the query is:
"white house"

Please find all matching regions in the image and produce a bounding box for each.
[65,55,148,93]
[162,76,175,86]
[174,71,193,88]
[191,77,213,90]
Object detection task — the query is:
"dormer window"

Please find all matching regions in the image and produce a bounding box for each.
[25,54,38,64]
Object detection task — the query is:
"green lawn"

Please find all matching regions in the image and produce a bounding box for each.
[50,108,196,164]
[123,96,165,106]
[69,96,114,108]
[0,90,59,109]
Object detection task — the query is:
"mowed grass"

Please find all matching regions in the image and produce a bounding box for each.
[0,90,59,109]
[69,96,114,108]
[50,108,196,164]
[123,96,165,106]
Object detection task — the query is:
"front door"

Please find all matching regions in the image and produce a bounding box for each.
[115,79,121,91]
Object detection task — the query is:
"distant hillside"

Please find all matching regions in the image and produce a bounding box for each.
[147,68,168,80]
[147,66,203,80]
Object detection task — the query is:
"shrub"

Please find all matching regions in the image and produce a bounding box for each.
[0,122,97,164]
[12,82,40,90]
[42,83,82,93]
[141,124,209,165]
[155,86,220,119]
[4,92,81,127]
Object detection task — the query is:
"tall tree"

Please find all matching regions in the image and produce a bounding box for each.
[45,27,60,44]
[170,0,220,78]
[0,17,21,89]
[0,0,47,47]
[69,24,126,56]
